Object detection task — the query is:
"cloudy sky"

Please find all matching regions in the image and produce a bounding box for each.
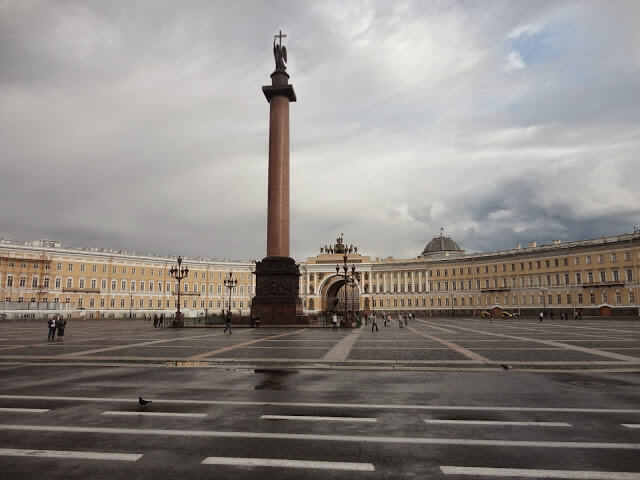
[1,1,639,261]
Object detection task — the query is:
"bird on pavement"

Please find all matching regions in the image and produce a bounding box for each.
[138,397,152,408]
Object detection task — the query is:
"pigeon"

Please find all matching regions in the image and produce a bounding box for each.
[501,364,511,371]
[138,397,152,407]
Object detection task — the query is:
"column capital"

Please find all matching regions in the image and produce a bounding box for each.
[262,84,297,102]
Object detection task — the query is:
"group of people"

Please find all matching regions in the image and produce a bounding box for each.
[249,313,261,328]
[539,311,582,322]
[47,315,66,340]
[152,314,164,328]
[330,311,415,332]
[369,311,413,331]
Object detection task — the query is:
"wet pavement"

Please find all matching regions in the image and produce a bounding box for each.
[0,363,639,479]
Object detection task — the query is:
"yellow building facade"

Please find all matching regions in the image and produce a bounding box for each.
[302,232,640,318]
[1,231,639,319]
[0,240,254,320]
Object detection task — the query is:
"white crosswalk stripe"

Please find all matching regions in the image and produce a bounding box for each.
[102,411,206,418]
[2,394,639,413]
[440,466,640,479]
[201,456,375,471]
[0,408,49,413]
[424,419,571,427]
[261,415,377,422]
[0,448,142,462]
[1,424,639,449]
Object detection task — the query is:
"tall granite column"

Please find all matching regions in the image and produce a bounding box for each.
[250,35,303,325]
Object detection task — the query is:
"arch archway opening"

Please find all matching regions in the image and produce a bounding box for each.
[322,279,360,313]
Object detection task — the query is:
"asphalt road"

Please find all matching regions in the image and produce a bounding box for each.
[0,364,639,479]
[1,317,639,478]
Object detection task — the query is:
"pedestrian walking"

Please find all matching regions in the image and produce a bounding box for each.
[153,314,158,328]
[224,310,232,334]
[332,313,338,331]
[47,316,56,341]
[398,312,403,328]
[371,313,378,332]
[159,313,164,327]
[539,311,544,322]
[56,316,66,340]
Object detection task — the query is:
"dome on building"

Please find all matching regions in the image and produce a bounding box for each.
[420,233,462,257]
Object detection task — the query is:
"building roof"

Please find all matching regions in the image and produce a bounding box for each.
[420,234,462,256]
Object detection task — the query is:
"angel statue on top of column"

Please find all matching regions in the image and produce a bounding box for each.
[273,37,287,72]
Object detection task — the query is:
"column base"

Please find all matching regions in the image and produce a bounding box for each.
[251,256,304,325]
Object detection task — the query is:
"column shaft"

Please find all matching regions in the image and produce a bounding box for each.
[266,96,290,257]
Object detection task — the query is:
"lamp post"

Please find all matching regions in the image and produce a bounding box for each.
[540,287,546,317]
[224,271,238,317]
[129,288,133,319]
[336,254,358,327]
[169,256,189,328]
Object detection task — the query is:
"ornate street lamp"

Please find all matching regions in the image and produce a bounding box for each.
[336,253,358,326]
[224,271,238,317]
[169,256,189,327]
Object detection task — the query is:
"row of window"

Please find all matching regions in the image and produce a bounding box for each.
[363,268,636,294]
[2,275,253,295]
[369,289,636,308]
[4,297,245,310]
[425,251,637,278]
[0,260,249,281]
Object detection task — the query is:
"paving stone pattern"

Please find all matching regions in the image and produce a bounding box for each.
[0,317,639,370]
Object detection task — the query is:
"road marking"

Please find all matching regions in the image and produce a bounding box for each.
[261,415,377,422]
[60,332,228,357]
[102,411,206,418]
[0,448,142,462]
[407,327,490,362]
[416,320,458,333]
[323,328,364,361]
[0,408,50,413]
[424,419,570,426]
[202,456,375,471]
[622,424,640,429]
[1,395,640,413]
[440,466,640,479]
[443,323,640,362]
[1,425,639,449]
[190,329,308,359]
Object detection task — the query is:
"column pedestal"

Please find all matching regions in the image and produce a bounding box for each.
[251,256,304,325]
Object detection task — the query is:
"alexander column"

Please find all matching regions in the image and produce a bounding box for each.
[251,31,303,324]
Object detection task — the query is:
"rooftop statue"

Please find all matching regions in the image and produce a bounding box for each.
[273,30,287,72]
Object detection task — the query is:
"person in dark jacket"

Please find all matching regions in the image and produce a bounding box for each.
[48,317,56,341]
[56,316,66,340]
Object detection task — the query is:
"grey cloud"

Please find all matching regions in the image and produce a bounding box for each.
[1,0,639,262]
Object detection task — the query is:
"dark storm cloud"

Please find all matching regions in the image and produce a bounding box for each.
[1,0,639,261]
